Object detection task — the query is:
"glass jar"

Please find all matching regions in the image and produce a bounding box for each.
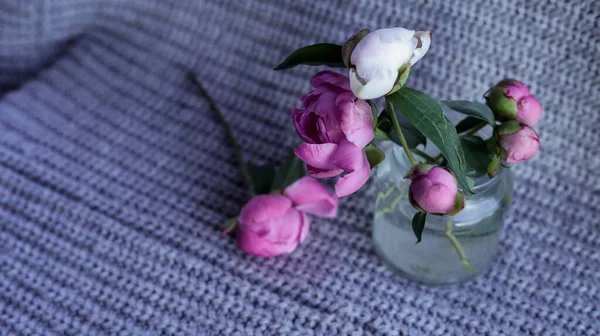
[372,141,514,285]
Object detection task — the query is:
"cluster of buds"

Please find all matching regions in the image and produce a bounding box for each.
[486,79,541,175]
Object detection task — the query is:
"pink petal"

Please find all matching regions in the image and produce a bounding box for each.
[292,108,320,143]
[334,153,371,197]
[516,95,542,126]
[501,126,540,163]
[301,85,328,107]
[237,227,298,257]
[306,165,344,178]
[409,176,456,214]
[426,167,458,195]
[502,80,531,101]
[310,70,351,91]
[336,92,374,148]
[284,176,339,218]
[296,91,344,144]
[311,91,344,143]
[237,207,304,257]
[299,211,310,243]
[330,139,365,172]
[294,143,339,170]
[238,195,292,226]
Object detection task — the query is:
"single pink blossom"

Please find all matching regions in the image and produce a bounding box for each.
[293,70,374,197]
[237,177,338,257]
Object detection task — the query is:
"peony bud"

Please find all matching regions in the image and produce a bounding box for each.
[347,28,431,100]
[405,165,464,215]
[497,121,540,163]
[237,195,309,257]
[236,177,338,257]
[486,79,542,126]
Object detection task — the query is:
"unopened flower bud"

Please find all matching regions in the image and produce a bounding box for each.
[347,28,431,100]
[405,164,464,215]
[497,121,540,163]
[486,79,542,126]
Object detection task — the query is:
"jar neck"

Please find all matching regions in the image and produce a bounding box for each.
[388,141,507,197]
[468,169,506,199]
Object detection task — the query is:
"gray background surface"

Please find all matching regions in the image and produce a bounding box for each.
[0,0,598,335]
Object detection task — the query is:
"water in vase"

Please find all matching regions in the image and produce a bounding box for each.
[372,142,513,285]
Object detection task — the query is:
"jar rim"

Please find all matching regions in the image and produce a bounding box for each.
[470,167,505,192]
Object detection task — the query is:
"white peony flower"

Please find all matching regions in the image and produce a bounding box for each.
[349,28,431,100]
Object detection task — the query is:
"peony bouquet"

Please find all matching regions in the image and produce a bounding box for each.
[190,27,541,258]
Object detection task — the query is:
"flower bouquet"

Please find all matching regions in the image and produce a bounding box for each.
[190,26,541,284]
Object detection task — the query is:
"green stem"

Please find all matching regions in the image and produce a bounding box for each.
[465,122,487,136]
[444,220,475,273]
[220,217,238,237]
[386,98,419,166]
[411,149,438,164]
[188,73,255,196]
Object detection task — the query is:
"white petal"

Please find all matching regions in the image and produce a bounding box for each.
[351,27,416,72]
[349,67,397,100]
[410,31,431,65]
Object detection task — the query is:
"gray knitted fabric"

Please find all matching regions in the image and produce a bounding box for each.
[0,0,598,335]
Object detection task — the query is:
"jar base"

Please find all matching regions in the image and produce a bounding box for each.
[372,238,492,286]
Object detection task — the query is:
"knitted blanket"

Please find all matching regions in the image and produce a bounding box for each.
[1,1,598,335]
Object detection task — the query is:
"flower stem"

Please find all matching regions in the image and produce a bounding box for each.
[444,220,475,273]
[386,98,419,166]
[465,121,487,136]
[411,148,438,164]
[220,217,238,237]
[188,73,255,196]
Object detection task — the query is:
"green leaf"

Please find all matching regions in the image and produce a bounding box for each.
[247,164,277,195]
[271,150,305,190]
[368,100,379,128]
[274,43,345,70]
[411,212,427,243]
[455,116,484,134]
[460,135,493,174]
[487,155,502,177]
[466,176,475,191]
[365,145,385,169]
[388,64,411,95]
[387,88,473,194]
[448,192,466,216]
[342,29,370,67]
[374,128,390,141]
[441,100,495,124]
[378,109,426,149]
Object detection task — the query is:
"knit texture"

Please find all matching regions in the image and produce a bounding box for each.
[0,0,599,335]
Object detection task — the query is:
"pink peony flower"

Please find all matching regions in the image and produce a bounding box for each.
[486,79,542,126]
[237,177,337,257]
[498,121,540,163]
[293,70,374,197]
[405,165,464,215]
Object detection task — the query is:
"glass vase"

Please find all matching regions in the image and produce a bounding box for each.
[372,141,514,285]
